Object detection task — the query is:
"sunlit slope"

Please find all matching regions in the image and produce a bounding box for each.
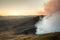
[1,32,60,40]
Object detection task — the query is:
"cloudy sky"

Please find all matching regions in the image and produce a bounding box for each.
[0,0,49,16]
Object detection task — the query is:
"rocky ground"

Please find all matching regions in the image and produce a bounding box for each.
[0,32,60,40]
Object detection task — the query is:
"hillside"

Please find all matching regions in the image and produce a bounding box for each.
[0,16,39,34]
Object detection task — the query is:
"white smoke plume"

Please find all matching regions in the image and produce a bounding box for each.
[35,11,60,34]
[35,0,60,34]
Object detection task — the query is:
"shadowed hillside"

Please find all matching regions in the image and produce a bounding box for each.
[0,16,40,35]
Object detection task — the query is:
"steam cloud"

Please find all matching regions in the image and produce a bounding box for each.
[35,0,60,34]
[35,11,60,34]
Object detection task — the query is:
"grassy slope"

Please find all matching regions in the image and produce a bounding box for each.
[0,32,60,40]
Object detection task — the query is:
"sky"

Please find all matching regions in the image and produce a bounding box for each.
[0,0,49,16]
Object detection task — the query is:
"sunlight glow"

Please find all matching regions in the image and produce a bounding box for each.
[8,11,20,16]
[0,0,50,16]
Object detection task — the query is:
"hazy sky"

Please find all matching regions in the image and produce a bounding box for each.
[0,0,49,16]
